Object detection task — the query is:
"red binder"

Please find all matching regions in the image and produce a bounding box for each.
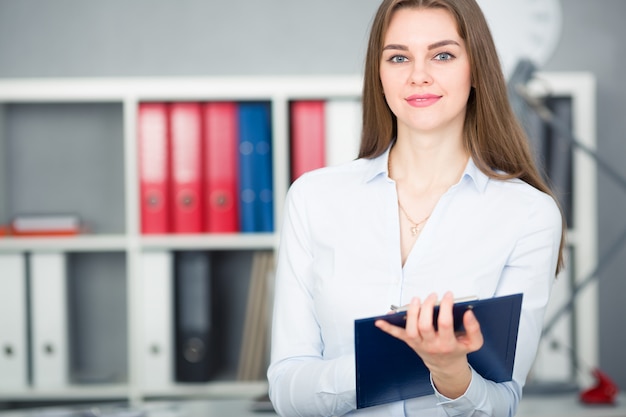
[202,102,239,233]
[290,101,326,181]
[169,102,204,233]
[138,103,170,234]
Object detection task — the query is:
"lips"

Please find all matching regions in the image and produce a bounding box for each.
[405,94,441,107]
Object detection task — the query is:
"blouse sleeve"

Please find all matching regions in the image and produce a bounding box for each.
[267,179,357,417]
[430,190,563,417]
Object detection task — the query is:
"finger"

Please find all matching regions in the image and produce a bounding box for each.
[417,293,438,337]
[375,318,407,340]
[458,309,484,352]
[404,297,421,339]
[436,291,455,336]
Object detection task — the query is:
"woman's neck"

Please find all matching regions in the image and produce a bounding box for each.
[389,135,469,191]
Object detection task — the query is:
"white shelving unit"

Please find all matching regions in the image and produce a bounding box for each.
[0,76,362,404]
[0,73,596,404]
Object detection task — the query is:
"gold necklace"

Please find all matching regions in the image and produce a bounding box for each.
[388,155,431,236]
[398,202,430,236]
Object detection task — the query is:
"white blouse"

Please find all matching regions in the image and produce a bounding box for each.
[268,147,562,417]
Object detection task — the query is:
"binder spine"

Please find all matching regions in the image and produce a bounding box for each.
[325,99,362,167]
[238,102,273,233]
[138,102,171,234]
[0,253,28,389]
[29,252,69,388]
[203,102,239,233]
[170,102,204,234]
[290,100,325,181]
[140,250,174,390]
[174,251,214,382]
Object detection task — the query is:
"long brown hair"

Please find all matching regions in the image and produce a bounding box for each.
[359,0,566,274]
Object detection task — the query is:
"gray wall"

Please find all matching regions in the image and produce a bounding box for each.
[0,0,379,77]
[1,0,625,389]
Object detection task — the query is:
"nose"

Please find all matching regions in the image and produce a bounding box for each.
[409,61,433,86]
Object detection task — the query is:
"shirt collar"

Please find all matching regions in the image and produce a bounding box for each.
[363,146,392,183]
[463,157,489,193]
[363,145,490,193]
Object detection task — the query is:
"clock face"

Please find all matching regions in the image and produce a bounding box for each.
[476,0,562,79]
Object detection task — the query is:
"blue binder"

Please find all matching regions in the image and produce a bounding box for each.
[354,293,523,409]
[237,102,273,233]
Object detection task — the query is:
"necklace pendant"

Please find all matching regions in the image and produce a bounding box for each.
[410,225,419,236]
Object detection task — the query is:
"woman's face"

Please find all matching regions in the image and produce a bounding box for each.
[379,7,472,137]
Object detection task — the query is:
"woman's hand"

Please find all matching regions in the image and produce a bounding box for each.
[375,291,484,399]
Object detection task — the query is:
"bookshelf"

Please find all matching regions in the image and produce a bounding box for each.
[0,76,362,405]
[0,73,596,405]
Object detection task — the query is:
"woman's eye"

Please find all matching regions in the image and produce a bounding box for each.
[434,52,454,61]
[389,55,409,63]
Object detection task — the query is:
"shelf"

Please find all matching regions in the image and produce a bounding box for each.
[0,235,129,252]
[0,232,278,252]
[0,76,363,102]
[139,233,277,251]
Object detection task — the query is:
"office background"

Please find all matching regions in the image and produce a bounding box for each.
[0,0,624,391]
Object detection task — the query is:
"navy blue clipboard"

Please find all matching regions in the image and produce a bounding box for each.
[354,293,523,409]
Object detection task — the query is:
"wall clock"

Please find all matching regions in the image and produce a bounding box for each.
[476,0,563,79]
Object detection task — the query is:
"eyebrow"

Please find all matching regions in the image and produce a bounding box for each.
[428,40,460,50]
[382,39,461,51]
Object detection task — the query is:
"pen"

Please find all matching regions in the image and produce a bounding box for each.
[390,295,478,313]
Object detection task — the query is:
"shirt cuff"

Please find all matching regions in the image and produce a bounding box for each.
[432,367,484,416]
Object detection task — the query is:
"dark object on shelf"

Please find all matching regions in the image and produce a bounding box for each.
[174,251,215,382]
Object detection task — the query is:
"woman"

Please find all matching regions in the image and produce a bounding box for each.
[268,0,565,415]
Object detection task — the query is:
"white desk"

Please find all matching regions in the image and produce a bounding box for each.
[144,395,626,417]
[517,394,625,417]
[1,395,624,417]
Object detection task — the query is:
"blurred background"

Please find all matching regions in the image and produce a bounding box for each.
[0,0,624,400]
